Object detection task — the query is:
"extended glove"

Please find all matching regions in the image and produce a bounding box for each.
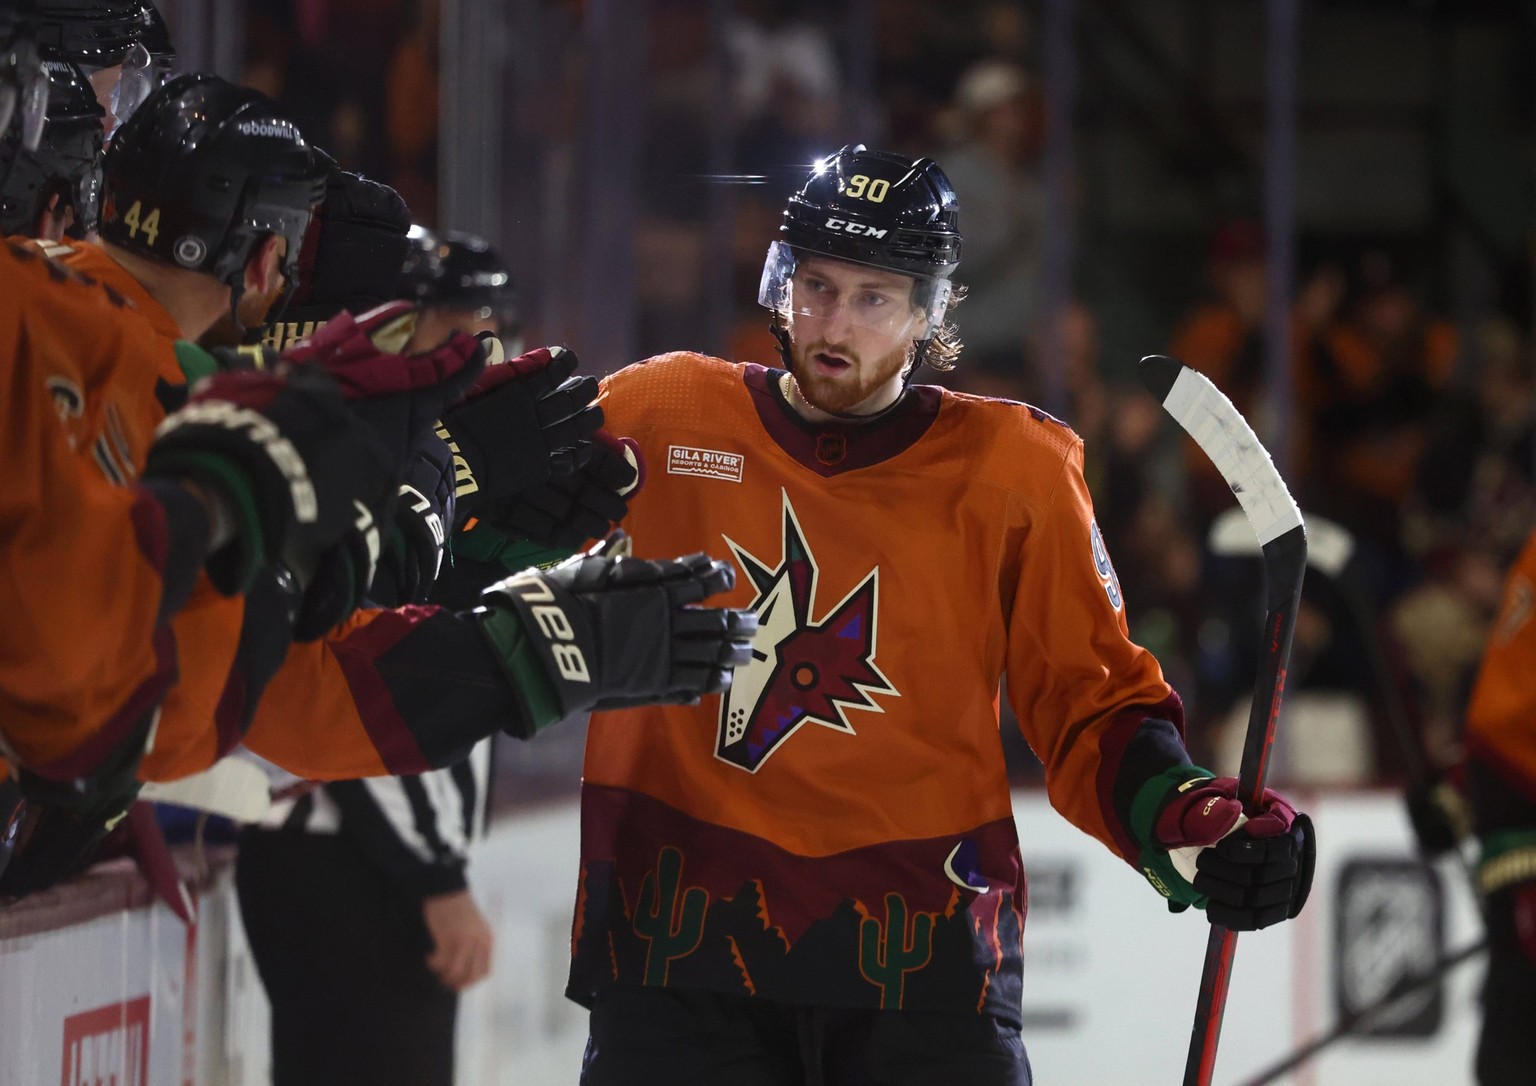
[480,431,643,548]
[277,302,486,636]
[282,300,487,464]
[436,343,603,520]
[368,435,455,607]
[144,363,398,616]
[475,534,759,736]
[452,431,643,579]
[1132,767,1316,931]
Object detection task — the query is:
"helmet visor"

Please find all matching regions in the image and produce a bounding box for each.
[70,142,103,235]
[757,240,951,336]
[107,42,155,135]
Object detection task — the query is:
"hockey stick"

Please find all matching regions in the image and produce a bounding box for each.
[1210,507,1477,870]
[1234,937,1487,1086]
[1137,355,1308,1086]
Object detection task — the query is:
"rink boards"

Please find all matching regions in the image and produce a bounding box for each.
[0,790,1482,1086]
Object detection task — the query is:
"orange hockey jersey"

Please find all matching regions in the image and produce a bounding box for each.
[0,238,201,779]
[4,239,515,787]
[1466,528,1536,831]
[569,353,1189,1021]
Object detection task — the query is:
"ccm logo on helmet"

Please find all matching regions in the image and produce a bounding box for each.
[505,574,591,683]
[157,401,318,522]
[823,217,888,239]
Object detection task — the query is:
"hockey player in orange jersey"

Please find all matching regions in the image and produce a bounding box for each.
[1,70,756,891]
[0,47,496,866]
[565,147,1317,1083]
[1464,527,1536,1085]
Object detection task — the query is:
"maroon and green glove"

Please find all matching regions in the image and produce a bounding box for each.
[148,303,487,639]
[1132,766,1316,931]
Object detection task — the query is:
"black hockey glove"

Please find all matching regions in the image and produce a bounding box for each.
[143,363,399,614]
[484,431,643,550]
[0,720,149,899]
[445,433,643,592]
[1132,768,1316,931]
[436,343,603,523]
[475,534,759,736]
[368,434,455,607]
[275,302,487,637]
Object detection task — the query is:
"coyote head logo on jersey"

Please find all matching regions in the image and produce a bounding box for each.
[717,492,898,772]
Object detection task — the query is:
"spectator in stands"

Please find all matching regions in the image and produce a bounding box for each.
[1299,250,1457,604]
[939,58,1044,392]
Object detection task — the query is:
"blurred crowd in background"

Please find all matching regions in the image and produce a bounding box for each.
[233,0,1536,795]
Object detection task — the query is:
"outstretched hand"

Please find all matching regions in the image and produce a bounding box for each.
[436,343,604,521]
[476,532,759,733]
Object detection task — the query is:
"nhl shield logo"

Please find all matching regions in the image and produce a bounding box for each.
[717,491,898,772]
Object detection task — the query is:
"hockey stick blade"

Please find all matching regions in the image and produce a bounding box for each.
[1138,355,1308,1086]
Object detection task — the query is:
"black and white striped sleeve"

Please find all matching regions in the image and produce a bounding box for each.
[318,737,491,898]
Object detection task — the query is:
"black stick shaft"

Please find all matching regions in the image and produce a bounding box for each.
[1138,354,1308,1086]
[1184,528,1306,1086]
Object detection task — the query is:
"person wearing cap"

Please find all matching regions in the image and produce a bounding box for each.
[933,58,1043,394]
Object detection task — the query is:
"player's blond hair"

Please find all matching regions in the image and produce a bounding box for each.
[918,283,966,372]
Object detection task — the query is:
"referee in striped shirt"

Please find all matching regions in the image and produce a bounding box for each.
[231,176,505,1086]
[236,741,494,1086]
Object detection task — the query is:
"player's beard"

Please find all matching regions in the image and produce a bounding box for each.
[787,334,912,417]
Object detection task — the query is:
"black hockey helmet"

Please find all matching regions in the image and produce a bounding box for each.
[778,144,961,279]
[0,56,104,236]
[100,73,326,310]
[0,12,50,163]
[27,2,174,130]
[759,145,962,370]
[400,226,518,330]
[133,2,174,73]
[25,0,151,68]
[261,153,413,350]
